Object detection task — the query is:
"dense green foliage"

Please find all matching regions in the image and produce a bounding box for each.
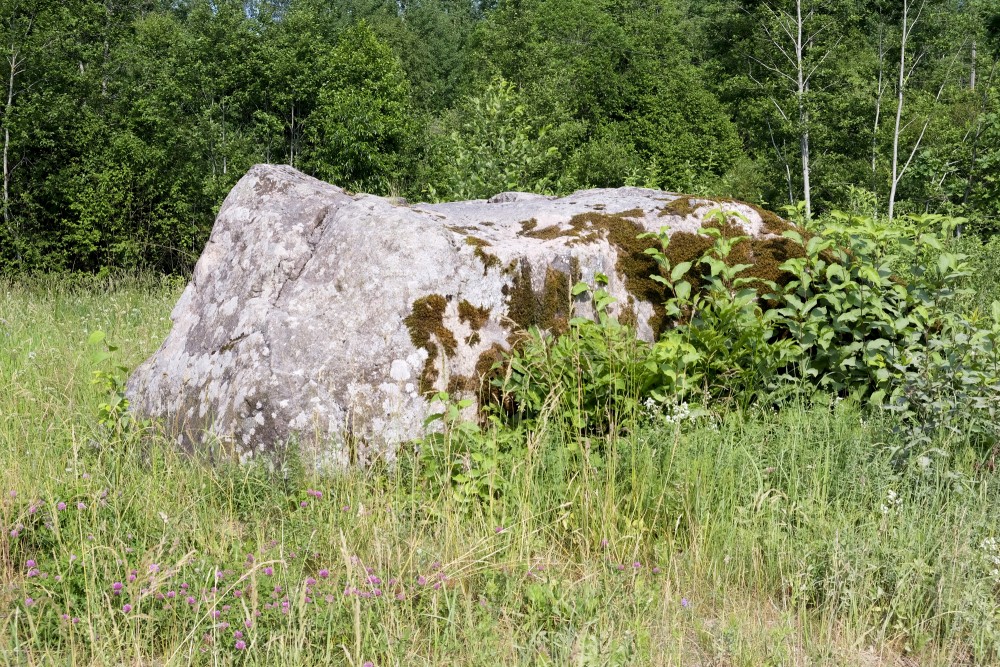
[502,209,1000,463]
[2,0,1000,272]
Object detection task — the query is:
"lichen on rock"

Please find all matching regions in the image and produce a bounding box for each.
[125,165,800,466]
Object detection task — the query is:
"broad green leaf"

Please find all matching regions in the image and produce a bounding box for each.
[670,261,693,282]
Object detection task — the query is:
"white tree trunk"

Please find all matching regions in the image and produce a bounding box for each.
[795,0,811,220]
[888,0,911,224]
[971,39,976,90]
[3,46,18,248]
[872,28,888,181]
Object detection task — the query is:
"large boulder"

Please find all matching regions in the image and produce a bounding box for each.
[126,165,800,466]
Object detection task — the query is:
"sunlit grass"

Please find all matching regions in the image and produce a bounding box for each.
[0,274,998,665]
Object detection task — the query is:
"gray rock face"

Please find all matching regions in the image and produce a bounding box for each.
[127,164,791,466]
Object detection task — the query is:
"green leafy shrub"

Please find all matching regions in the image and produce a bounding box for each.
[503,275,651,434]
[498,207,1000,461]
[642,212,797,402]
[418,78,565,201]
[303,22,417,195]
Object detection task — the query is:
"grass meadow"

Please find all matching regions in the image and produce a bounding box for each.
[2,273,1000,666]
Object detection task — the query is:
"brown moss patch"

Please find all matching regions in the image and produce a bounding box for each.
[620,298,638,328]
[505,262,540,330]
[659,196,702,218]
[404,294,458,394]
[662,217,807,298]
[465,236,490,248]
[566,209,668,335]
[503,261,573,334]
[475,343,512,410]
[541,268,571,335]
[523,225,567,240]
[749,203,795,235]
[464,236,501,273]
[444,343,512,413]
[503,202,809,336]
[475,248,500,273]
[458,300,490,331]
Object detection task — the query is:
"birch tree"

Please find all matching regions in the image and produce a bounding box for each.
[0,0,57,266]
[886,0,963,222]
[743,0,841,220]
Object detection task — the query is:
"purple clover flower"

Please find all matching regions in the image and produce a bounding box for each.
[235,640,246,650]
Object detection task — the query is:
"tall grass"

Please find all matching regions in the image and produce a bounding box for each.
[1,274,998,666]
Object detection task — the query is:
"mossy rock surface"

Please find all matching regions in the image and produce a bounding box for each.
[127,165,802,465]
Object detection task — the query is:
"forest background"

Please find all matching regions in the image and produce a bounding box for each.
[2,0,999,274]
